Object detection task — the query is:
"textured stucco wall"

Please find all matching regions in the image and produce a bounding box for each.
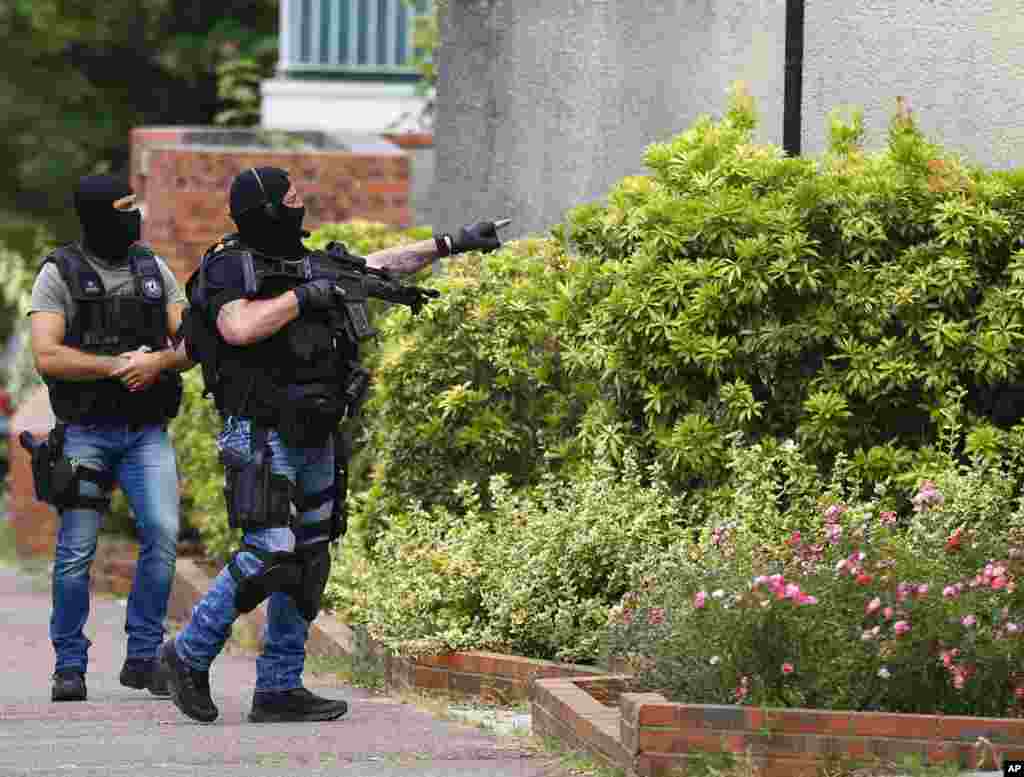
[802,0,1024,168]
[434,0,1024,241]
[431,0,785,240]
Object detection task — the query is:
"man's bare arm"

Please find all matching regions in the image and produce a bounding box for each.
[216,294,300,347]
[364,239,441,275]
[30,312,126,381]
[158,303,194,371]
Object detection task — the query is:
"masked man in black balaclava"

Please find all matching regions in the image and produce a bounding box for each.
[162,165,506,725]
[27,174,195,703]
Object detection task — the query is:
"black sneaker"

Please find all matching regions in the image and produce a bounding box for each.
[120,657,171,697]
[52,669,87,702]
[248,687,348,723]
[160,639,218,723]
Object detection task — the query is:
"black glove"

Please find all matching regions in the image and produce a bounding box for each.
[294,279,339,315]
[437,221,502,257]
[407,286,441,315]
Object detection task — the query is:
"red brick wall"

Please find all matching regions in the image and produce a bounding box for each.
[131,128,411,283]
[8,386,59,559]
[622,695,1024,777]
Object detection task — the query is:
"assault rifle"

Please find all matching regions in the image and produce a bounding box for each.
[313,241,441,342]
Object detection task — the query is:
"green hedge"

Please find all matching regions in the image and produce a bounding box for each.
[561,90,1024,490]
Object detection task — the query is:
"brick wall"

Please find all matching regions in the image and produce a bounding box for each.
[535,675,1024,777]
[8,386,58,559]
[622,694,1024,777]
[386,650,602,706]
[130,127,411,283]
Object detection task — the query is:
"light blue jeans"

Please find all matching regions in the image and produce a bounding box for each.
[51,422,180,674]
[175,417,336,692]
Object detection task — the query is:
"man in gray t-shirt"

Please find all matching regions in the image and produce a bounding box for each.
[27,174,194,704]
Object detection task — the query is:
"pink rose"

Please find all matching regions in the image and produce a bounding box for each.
[694,591,707,609]
[866,597,882,615]
[883,607,895,620]
[962,614,977,628]
[894,620,911,636]
[647,607,666,626]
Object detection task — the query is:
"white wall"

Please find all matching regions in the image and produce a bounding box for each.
[261,79,429,134]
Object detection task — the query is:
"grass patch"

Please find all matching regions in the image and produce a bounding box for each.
[304,652,385,691]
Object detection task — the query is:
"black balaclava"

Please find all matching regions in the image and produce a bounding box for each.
[73,175,141,263]
[229,167,307,258]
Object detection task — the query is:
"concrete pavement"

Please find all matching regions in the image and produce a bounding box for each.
[0,564,558,777]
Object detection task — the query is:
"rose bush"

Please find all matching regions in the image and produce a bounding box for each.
[607,425,1024,716]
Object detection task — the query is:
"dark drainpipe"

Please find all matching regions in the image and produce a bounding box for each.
[783,0,806,156]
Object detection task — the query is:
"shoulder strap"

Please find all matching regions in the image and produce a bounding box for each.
[43,244,105,300]
[129,248,166,303]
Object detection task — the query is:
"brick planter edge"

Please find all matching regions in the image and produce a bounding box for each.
[533,674,1024,777]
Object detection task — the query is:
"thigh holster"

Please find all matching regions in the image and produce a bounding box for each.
[220,425,294,531]
[20,425,114,511]
[291,429,350,546]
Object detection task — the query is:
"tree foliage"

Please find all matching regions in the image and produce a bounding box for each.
[0,0,276,238]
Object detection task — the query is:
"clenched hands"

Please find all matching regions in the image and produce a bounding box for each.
[111,348,163,392]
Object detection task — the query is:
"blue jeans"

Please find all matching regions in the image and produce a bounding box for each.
[51,422,180,674]
[175,417,336,692]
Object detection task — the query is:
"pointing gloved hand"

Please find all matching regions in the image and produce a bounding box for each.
[436,219,510,257]
[294,279,340,314]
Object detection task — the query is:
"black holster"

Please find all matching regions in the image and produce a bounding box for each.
[276,383,348,449]
[20,424,76,508]
[221,426,294,531]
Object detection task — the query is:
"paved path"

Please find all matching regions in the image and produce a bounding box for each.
[0,564,556,777]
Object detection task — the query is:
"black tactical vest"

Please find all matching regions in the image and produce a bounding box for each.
[183,235,356,431]
[43,244,183,425]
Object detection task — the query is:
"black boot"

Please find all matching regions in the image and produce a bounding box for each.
[51,669,87,702]
[248,687,348,723]
[160,639,218,723]
[120,657,171,697]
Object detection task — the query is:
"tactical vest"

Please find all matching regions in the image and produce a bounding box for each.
[183,235,358,443]
[43,244,183,425]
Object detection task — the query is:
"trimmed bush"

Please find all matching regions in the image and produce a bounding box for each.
[350,236,594,550]
[562,88,1024,489]
[330,452,691,662]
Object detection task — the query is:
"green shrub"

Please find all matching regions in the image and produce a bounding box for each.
[169,369,233,560]
[330,451,692,662]
[351,237,594,551]
[562,85,1024,489]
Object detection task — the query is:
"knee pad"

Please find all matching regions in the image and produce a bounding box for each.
[228,549,302,614]
[288,543,332,622]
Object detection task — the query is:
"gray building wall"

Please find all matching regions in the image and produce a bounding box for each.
[430,0,785,240]
[433,0,1024,241]
[803,0,1024,170]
